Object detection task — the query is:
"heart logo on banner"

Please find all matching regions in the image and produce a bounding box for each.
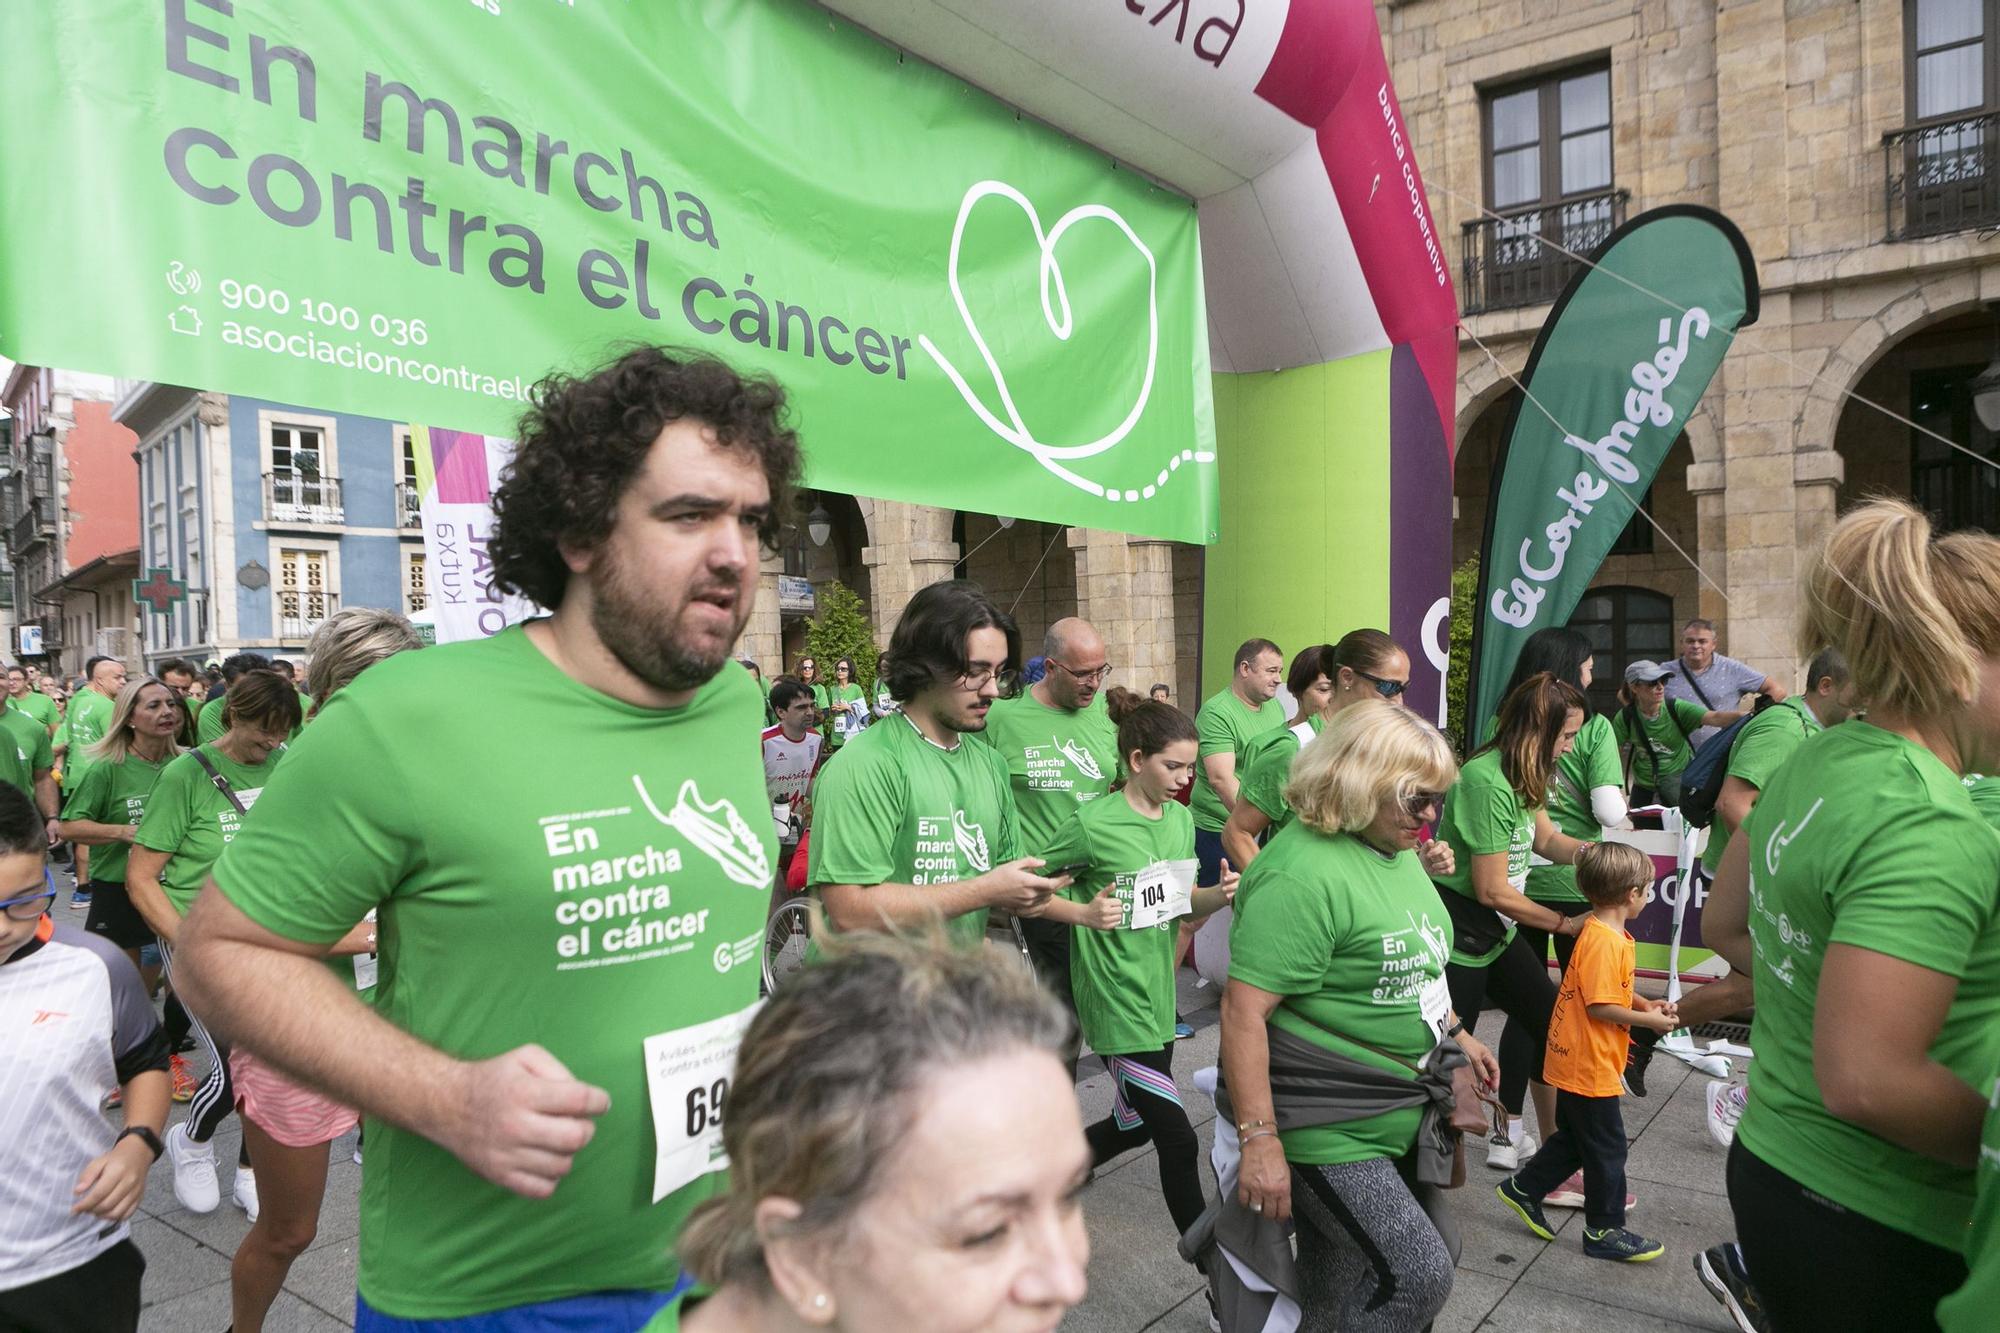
[920,181,1206,505]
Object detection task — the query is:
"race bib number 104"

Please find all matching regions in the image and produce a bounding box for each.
[1127,858,1199,930]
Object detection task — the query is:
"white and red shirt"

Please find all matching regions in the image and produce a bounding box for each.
[762,725,823,844]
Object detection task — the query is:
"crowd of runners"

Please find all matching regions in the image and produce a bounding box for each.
[1,345,1996,1333]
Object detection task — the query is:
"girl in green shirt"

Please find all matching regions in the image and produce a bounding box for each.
[1432,673,1591,1171]
[1711,500,2000,1330]
[1035,686,1236,1248]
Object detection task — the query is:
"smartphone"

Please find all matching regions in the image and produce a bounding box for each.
[1042,862,1091,880]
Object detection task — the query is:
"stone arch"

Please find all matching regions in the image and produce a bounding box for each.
[1798,275,1993,454]
[1455,345,1530,449]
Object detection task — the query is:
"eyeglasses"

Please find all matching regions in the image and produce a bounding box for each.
[1352,669,1408,698]
[957,664,1003,689]
[1402,790,1446,820]
[0,870,58,921]
[1048,660,1113,685]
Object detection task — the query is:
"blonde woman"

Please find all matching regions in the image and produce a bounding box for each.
[221,608,420,1333]
[1713,499,2000,1330]
[1222,701,1497,1333]
[670,932,1090,1333]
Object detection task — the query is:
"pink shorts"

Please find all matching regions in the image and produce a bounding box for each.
[230,1049,360,1148]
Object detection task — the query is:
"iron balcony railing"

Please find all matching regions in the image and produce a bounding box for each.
[1460,188,1628,315]
[9,498,53,554]
[396,481,422,529]
[1885,111,2000,242]
[264,471,344,526]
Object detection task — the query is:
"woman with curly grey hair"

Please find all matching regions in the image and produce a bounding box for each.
[670,932,1091,1333]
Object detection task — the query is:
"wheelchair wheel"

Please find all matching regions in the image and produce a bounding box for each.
[763,897,812,994]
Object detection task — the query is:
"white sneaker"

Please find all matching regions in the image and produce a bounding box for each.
[1706,1080,1747,1149]
[1486,1126,1538,1171]
[165,1123,220,1213]
[233,1165,260,1222]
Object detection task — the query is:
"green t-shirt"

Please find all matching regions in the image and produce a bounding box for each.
[972,690,1118,860]
[1700,696,1824,874]
[1525,712,1622,905]
[1189,688,1284,832]
[1041,792,1193,1054]
[1610,698,1706,786]
[0,708,52,802]
[1737,723,2000,1251]
[197,693,228,743]
[7,691,58,732]
[1430,749,1533,966]
[1939,1045,2000,1330]
[1229,822,1453,1164]
[1238,717,1322,832]
[808,712,1020,950]
[208,625,774,1319]
[60,687,115,792]
[61,752,171,885]
[133,744,282,915]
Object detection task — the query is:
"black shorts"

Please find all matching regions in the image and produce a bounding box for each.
[0,1238,144,1332]
[83,879,154,951]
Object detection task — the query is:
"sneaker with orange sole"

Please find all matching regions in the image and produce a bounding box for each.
[169,1052,196,1103]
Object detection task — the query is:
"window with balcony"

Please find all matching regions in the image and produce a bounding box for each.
[261,411,344,525]
[275,545,339,640]
[1890,0,2000,238]
[1465,62,1626,314]
[397,427,422,529]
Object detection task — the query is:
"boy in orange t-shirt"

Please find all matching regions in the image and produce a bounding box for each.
[1497,842,1678,1262]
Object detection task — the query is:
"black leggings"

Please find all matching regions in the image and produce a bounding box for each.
[1497,922,1577,1113]
[158,940,237,1150]
[1728,1141,1966,1332]
[1087,1042,1206,1238]
[1445,933,1557,1116]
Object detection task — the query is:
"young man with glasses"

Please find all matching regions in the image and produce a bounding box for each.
[974,617,1120,1041]
[0,783,170,1333]
[811,580,1071,949]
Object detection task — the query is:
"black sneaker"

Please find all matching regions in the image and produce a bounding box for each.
[1622,1031,1658,1098]
[1495,1176,1554,1241]
[1583,1225,1665,1262]
[1694,1243,1773,1333]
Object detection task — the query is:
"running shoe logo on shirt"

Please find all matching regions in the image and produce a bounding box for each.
[1056,736,1104,781]
[953,809,992,873]
[635,776,771,889]
[1762,797,1824,876]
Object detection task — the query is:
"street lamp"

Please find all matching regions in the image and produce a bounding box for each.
[806,499,832,547]
[996,514,1016,529]
[1972,303,2000,433]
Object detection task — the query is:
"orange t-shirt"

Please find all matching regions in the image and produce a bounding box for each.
[1542,916,1636,1098]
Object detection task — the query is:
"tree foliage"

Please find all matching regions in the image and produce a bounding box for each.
[803,579,879,695]
[1445,556,1479,754]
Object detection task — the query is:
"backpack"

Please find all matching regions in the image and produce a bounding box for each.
[1678,695,1785,828]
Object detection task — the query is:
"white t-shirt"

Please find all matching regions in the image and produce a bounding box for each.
[762,725,822,842]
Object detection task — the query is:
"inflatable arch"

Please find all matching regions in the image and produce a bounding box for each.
[823,0,1461,719]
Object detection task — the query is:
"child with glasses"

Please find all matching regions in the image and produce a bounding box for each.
[0,781,170,1332]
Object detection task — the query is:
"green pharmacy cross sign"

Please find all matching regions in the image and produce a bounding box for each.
[133,567,190,615]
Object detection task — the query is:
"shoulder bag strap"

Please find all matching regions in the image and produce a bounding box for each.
[1681,660,1716,710]
[189,748,248,815]
[1623,703,1662,787]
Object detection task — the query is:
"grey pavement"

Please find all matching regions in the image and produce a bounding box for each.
[80,867,1742,1331]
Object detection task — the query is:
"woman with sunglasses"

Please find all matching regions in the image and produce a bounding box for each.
[1431,673,1592,1174]
[795,657,828,726]
[1222,630,1413,872]
[1223,700,1496,1333]
[825,657,868,752]
[0,781,170,1333]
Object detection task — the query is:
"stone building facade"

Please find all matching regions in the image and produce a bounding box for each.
[1387,0,2000,693]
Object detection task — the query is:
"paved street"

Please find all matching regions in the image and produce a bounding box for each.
[94,871,1739,1331]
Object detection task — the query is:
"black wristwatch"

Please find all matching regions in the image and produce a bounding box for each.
[116,1125,164,1161]
[1446,1019,1465,1038]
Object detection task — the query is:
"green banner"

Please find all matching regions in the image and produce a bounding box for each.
[0,0,1215,542]
[1468,207,1758,739]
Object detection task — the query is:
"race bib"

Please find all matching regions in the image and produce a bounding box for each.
[1127,858,1198,930]
[644,1002,762,1203]
[837,701,868,740]
[1419,974,1450,1046]
[354,908,378,990]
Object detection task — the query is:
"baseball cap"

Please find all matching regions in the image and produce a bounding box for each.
[1624,660,1675,685]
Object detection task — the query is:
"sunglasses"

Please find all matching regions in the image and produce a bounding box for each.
[0,870,58,921]
[1352,669,1408,698]
[1402,790,1446,820]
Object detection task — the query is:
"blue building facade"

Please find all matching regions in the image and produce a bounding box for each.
[117,383,425,669]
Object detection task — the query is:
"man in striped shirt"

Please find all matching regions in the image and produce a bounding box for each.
[0,782,170,1333]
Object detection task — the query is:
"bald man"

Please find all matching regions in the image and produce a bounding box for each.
[974,618,1120,1048]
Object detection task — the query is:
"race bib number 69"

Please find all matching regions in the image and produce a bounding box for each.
[644,1001,762,1202]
